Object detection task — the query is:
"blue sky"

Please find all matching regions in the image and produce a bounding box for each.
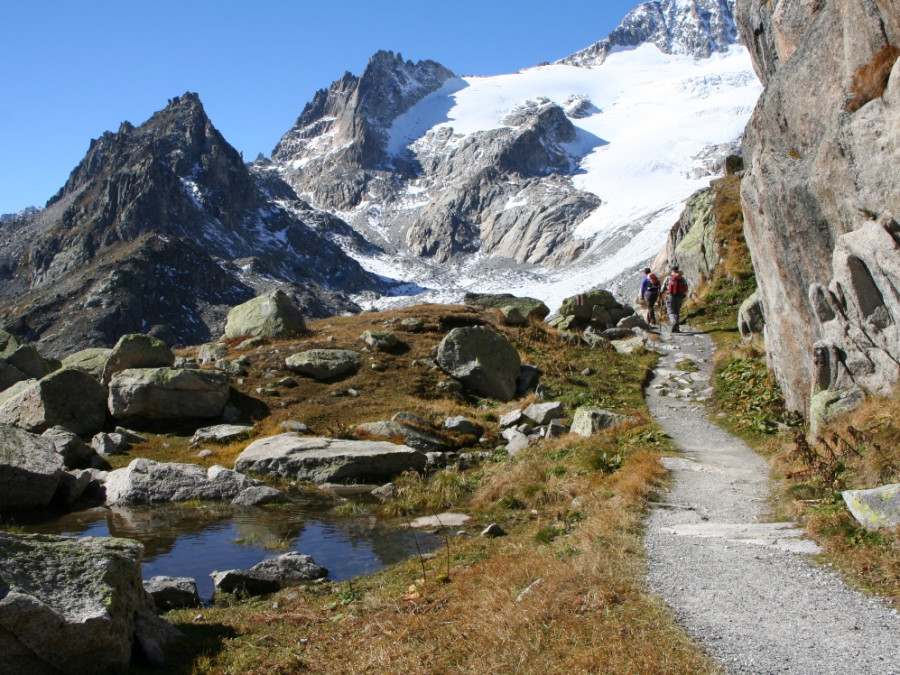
[1,0,640,215]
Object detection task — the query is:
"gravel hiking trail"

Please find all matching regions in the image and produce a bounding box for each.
[643,326,899,674]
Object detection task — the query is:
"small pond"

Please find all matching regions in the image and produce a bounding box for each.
[11,498,442,603]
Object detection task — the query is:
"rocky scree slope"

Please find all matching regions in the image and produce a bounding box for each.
[736,0,900,415]
[0,94,394,357]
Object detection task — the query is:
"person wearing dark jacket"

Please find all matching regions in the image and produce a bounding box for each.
[639,267,660,326]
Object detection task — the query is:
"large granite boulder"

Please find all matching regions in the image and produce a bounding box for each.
[464,293,551,321]
[5,345,60,381]
[105,458,260,505]
[285,349,361,381]
[650,186,720,285]
[235,434,427,483]
[108,368,230,420]
[101,334,175,385]
[570,407,629,437]
[0,533,179,674]
[434,326,522,401]
[553,290,634,330]
[842,483,900,531]
[61,348,112,379]
[736,0,900,414]
[0,425,63,511]
[224,290,306,338]
[0,368,109,435]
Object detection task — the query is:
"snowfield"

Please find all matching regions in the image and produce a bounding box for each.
[358,42,761,313]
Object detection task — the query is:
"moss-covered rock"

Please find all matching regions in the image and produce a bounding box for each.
[224,290,306,339]
[0,425,63,511]
[434,326,521,401]
[285,349,361,381]
[556,290,634,329]
[101,334,174,384]
[0,368,108,435]
[464,293,550,320]
[108,368,230,420]
[61,348,112,379]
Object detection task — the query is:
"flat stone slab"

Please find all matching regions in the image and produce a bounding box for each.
[409,513,472,529]
[191,424,255,445]
[234,434,426,484]
[663,521,821,555]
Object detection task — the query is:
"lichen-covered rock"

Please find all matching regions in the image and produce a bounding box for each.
[250,552,328,582]
[108,368,230,420]
[570,407,629,437]
[360,330,401,351]
[285,349,361,381]
[191,423,254,445]
[0,358,27,393]
[105,458,261,504]
[464,293,550,321]
[556,290,634,329]
[235,434,427,483]
[0,330,21,359]
[0,533,176,674]
[737,291,765,340]
[0,368,109,435]
[0,425,63,511]
[842,484,900,531]
[434,326,522,401]
[61,348,112,379]
[224,290,306,338]
[808,387,866,436]
[650,187,720,284]
[101,334,175,385]
[197,342,228,364]
[6,345,60,380]
[523,401,565,426]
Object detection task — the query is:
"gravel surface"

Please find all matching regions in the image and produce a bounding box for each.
[643,326,900,674]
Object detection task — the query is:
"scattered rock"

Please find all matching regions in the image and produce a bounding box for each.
[354,419,449,452]
[251,552,328,582]
[143,576,201,610]
[6,344,60,380]
[0,358,27,393]
[236,336,267,351]
[443,416,483,436]
[500,305,527,326]
[546,419,569,439]
[570,407,629,437]
[409,513,471,528]
[372,482,398,500]
[399,317,425,332]
[737,291,765,340]
[235,434,427,484]
[523,401,564,425]
[280,420,310,434]
[842,484,900,531]
[231,485,288,506]
[191,423,255,445]
[464,293,550,321]
[92,432,129,456]
[360,330,401,351]
[285,349,361,381]
[197,342,228,364]
[808,387,866,436]
[54,469,93,505]
[210,569,281,596]
[499,409,524,428]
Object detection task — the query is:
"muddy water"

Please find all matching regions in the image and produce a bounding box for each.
[14,499,441,603]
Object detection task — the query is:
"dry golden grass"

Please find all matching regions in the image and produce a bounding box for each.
[110,304,716,674]
[763,391,900,607]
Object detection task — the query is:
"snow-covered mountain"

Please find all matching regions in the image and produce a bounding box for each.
[267,0,761,312]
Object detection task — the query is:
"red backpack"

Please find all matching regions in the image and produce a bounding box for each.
[667,273,688,295]
[648,273,660,288]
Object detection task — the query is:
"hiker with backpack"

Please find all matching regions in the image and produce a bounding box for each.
[662,265,689,333]
[639,267,661,326]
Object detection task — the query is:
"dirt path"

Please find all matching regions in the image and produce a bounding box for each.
[642,326,899,674]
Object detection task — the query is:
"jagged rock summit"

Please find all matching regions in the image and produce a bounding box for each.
[561,0,740,67]
[0,93,395,357]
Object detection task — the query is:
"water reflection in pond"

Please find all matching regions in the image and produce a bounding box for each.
[14,500,442,603]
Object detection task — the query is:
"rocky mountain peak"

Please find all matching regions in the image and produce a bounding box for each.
[560,0,739,67]
[272,50,455,177]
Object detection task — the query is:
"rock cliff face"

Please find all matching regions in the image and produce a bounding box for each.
[0,94,392,356]
[736,0,900,412]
